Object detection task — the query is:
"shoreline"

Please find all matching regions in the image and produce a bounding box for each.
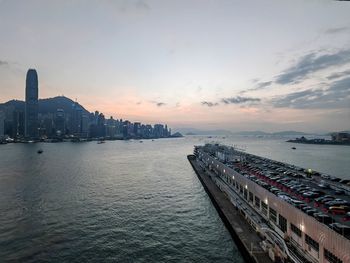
[0,136,184,144]
[287,140,350,146]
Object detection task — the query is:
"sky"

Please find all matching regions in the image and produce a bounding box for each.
[0,0,350,133]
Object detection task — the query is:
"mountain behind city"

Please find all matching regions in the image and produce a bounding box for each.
[0,96,89,117]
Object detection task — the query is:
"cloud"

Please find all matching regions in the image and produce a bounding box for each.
[244,50,350,93]
[201,96,261,107]
[201,101,219,107]
[150,100,166,107]
[0,60,9,66]
[256,81,272,89]
[327,69,350,80]
[271,77,350,109]
[221,96,261,104]
[119,0,150,13]
[324,27,349,35]
[243,81,272,93]
[275,49,350,85]
[135,0,150,10]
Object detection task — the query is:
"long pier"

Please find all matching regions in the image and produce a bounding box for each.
[187,155,272,263]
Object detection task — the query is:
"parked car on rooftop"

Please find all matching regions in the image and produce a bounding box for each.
[339,179,350,184]
[334,190,345,195]
[343,212,350,222]
[318,184,330,189]
[314,213,333,224]
[303,192,321,198]
[329,223,350,238]
[315,196,333,202]
[327,205,350,215]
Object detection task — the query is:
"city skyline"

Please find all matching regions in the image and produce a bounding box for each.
[1,0,350,133]
[0,68,174,140]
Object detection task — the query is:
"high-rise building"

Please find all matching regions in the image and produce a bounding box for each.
[97,113,105,138]
[154,124,164,138]
[71,102,82,135]
[0,110,5,138]
[133,122,141,137]
[55,109,65,136]
[106,117,116,138]
[25,69,39,139]
[13,110,25,138]
[81,114,89,138]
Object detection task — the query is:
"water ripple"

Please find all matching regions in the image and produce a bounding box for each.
[0,138,242,262]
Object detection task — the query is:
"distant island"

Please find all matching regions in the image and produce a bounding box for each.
[171,132,184,138]
[176,128,310,137]
[287,133,350,145]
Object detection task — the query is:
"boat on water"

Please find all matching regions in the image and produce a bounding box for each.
[97,141,105,144]
[291,146,296,150]
[37,149,43,154]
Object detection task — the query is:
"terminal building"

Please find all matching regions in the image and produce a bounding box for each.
[194,143,350,263]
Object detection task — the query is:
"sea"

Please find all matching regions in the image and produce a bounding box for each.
[0,135,349,262]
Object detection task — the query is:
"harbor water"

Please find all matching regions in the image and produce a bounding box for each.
[0,136,349,262]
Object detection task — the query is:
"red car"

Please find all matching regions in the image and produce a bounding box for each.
[342,212,350,222]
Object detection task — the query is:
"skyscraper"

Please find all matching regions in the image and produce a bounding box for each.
[0,110,5,138]
[55,109,65,136]
[25,69,39,139]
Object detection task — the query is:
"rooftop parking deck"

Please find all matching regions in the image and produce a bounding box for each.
[197,143,350,239]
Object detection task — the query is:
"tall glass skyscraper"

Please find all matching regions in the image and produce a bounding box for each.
[25,69,39,139]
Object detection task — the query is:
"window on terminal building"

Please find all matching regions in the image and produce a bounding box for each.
[249,191,253,203]
[243,189,248,200]
[261,202,268,217]
[269,208,277,223]
[324,249,342,263]
[278,214,287,233]
[305,234,319,252]
[290,223,301,237]
[254,196,260,209]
